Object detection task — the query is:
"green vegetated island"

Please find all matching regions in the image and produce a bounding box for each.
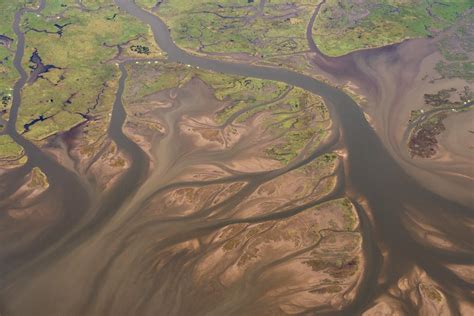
[138,0,472,76]
[0,0,162,165]
[124,60,332,165]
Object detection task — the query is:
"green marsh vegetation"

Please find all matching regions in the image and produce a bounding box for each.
[314,0,472,57]
[262,88,329,164]
[435,12,473,81]
[28,166,49,188]
[125,61,330,166]
[0,1,39,117]
[154,0,313,58]
[16,0,159,142]
[149,0,472,60]
[0,135,25,162]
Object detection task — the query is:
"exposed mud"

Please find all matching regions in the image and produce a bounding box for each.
[0,1,472,316]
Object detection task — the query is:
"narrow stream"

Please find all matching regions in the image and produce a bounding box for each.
[1,1,147,288]
[0,0,90,280]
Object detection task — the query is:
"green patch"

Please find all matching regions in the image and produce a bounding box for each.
[145,0,472,68]
[0,1,41,114]
[304,256,359,279]
[264,89,328,164]
[155,0,313,58]
[0,135,24,160]
[135,0,158,10]
[125,61,329,166]
[314,0,472,57]
[16,1,157,141]
[436,60,474,81]
[28,166,49,188]
[124,62,193,102]
[340,198,357,230]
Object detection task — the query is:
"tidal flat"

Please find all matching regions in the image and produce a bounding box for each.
[0,57,366,315]
[0,1,472,315]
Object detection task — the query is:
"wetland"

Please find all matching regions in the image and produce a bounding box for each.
[0,0,472,315]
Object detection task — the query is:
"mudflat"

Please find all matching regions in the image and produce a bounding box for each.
[0,1,472,315]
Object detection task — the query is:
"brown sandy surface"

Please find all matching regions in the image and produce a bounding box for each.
[437,110,474,166]
[300,35,473,206]
[364,266,472,316]
[0,63,363,316]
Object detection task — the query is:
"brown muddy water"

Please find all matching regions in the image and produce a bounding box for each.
[0,0,472,315]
